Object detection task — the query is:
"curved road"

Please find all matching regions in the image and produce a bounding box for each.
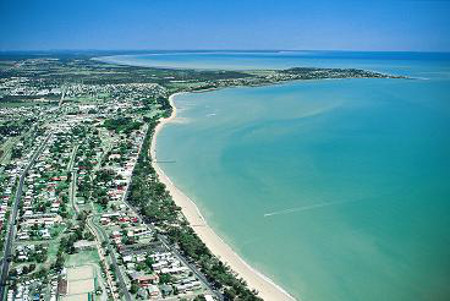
[88,215,132,301]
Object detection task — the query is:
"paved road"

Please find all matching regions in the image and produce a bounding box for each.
[114,125,223,299]
[58,87,66,107]
[0,133,52,299]
[120,195,224,300]
[85,216,120,301]
[88,215,132,301]
[68,144,123,301]
[66,144,78,173]
[82,123,222,300]
[68,143,82,215]
[69,166,79,214]
[157,234,224,301]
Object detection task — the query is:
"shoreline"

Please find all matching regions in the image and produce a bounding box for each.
[150,92,297,301]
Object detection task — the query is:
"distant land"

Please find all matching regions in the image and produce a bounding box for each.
[1,50,449,301]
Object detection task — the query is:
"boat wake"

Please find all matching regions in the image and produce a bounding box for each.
[263,199,361,218]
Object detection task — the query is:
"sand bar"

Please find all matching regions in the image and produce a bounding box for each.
[150,92,297,301]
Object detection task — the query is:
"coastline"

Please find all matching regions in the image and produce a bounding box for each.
[150,92,297,301]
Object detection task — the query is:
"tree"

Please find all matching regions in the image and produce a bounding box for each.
[145,257,154,269]
[130,284,139,294]
[159,273,172,284]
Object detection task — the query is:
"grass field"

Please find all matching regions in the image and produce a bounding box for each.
[66,249,100,268]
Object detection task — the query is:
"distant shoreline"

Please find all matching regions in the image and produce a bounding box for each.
[150,92,297,301]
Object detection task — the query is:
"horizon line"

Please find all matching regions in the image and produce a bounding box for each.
[1,48,450,54]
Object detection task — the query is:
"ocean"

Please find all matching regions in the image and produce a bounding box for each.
[105,52,450,301]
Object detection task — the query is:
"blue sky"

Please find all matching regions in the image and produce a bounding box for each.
[1,0,449,51]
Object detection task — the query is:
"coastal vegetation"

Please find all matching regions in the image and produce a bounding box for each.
[0,52,403,300]
[128,113,262,300]
[103,116,143,134]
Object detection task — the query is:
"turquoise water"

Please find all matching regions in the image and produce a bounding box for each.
[123,52,450,300]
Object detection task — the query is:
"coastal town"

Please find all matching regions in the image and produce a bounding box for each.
[0,52,395,301]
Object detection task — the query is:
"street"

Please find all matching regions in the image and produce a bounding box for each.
[0,133,52,299]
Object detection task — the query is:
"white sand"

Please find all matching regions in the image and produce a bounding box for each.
[150,93,297,301]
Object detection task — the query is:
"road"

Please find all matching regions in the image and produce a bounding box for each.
[58,87,66,107]
[69,163,79,214]
[88,215,132,301]
[71,123,222,300]
[68,144,123,301]
[66,144,78,173]
[112,125,223,300]
[85,216,120,301]
[157,234,224,301]
[119,194,223,300]
[0,133,52,299]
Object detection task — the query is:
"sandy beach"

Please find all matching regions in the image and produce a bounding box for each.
[150,92,297,301]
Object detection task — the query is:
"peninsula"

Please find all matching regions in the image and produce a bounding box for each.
[0,51,398,301]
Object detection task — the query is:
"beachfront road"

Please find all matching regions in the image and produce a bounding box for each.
[120,193,224,300]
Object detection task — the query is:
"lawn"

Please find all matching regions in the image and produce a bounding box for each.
[66,249,100,267]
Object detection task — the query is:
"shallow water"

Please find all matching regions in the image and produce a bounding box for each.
[130,52,450,301]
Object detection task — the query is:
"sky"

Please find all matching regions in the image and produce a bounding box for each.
[1,0,450,52]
